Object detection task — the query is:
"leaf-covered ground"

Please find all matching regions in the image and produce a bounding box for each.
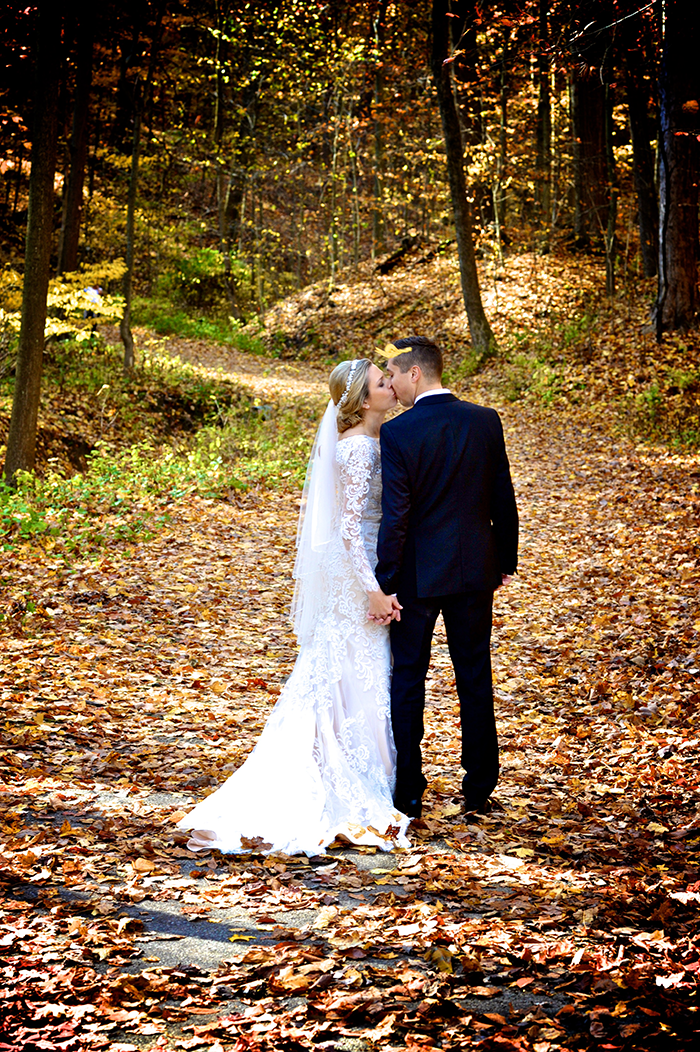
[2,286,700,1050]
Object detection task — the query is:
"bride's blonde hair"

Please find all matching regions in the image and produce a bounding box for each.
[329,359,371,433]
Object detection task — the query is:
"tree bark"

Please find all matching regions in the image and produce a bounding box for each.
[430,0,495,355]
[604,84,618,297]
[213,0,239,317]
[449,0,480,149]
[448,1,487,221]
[11,140,24,217]
[4,3,62,483]
[57,7,94,274]
[534,0,551,225]
[571,70,609,246]
[110,25,140,153]
[120,87,141,373]
[120,3,165,371]
[653,0,700,334]
[492,48,508,268]
[623,47,658,277]
[371,0,389,257]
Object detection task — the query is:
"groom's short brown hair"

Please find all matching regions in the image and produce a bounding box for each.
[388,336,443,381]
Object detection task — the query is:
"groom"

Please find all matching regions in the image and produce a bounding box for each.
[374,336,518,818]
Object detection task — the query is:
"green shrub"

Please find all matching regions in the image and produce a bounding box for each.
[0,395,324,556]
[0,443,224,554]
[132,297,266,354]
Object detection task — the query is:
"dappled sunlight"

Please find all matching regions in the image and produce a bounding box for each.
[2,350,699,1046]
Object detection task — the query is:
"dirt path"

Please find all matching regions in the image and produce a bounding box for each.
[2,344,699,1050]
[120,324,331,404]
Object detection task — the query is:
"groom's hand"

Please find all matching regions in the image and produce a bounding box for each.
[368,590,402,623]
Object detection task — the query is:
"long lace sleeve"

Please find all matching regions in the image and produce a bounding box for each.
[337,440,380,594]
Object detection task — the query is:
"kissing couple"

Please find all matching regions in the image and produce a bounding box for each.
[179,335,519,855]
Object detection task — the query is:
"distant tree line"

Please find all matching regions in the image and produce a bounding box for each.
[1,0,698,478]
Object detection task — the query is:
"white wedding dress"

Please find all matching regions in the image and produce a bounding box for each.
[177,433,410,856]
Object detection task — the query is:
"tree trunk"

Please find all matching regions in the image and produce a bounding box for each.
[623,48,658,278]
[605,187,618,297]
[57,7,94,274]
[449,0,480,148]
[492,49,508,269]
[11,140,24,217]
[120,4,165,371]
[653,0,699,334]
[604,84,618,297]
[213,0,240,317]
[120,88,141,373]
[550,70,566,229]
[110,26,140,152]
[449,0,487,222]
[371,1,389,258]
[430,0,495,354]
[571,70,609,247]
[212,1,262,318]
[534,0,551,226]
[4,4,62,483]
[328,84,343,288]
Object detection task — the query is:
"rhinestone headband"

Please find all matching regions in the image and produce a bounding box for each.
[336,360,360,411]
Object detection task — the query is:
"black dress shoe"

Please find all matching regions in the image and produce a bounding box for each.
[463,796,492,815]
[396,798,422,818]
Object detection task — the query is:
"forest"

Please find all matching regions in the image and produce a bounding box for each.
[1,1,700,1051]
[1,0,699,481]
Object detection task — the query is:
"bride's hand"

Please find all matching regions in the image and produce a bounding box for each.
[368,589,402,623]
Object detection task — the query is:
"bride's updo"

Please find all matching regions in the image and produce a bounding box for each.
[329,359,372,434]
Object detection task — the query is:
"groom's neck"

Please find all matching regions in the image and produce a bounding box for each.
[414,377,443,399]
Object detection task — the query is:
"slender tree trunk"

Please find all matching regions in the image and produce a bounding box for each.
[111,27,140,152]
[550,71,565,229]
[605,189,619,297]
[371,1,388,257]
[449,0,487,222]
[88,87,102,199]
[604,84,618,297]
[120,4,165,371]
[534,0,551,227]
[328,84,343,289]
[4,4,62,483]
[624,50,658,278]
[571,71,609,247]
[653,0,699,334]
[120,88,141,372]
[450,0,479,147]
[11,140,24,217]
[57,7,94,274]
[351,128,361,265]
[213,0,240,317]
[431,0,495,354]
[492,50,508,268]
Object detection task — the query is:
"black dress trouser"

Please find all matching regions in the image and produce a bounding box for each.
[389,590,498,809]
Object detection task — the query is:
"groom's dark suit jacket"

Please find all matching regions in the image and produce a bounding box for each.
[375,393,518,598]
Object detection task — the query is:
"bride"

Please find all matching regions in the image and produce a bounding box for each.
[177,358,411,856]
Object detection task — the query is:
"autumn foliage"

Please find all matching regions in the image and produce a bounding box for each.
[1,1,699,1049]
[2,255,699,1047]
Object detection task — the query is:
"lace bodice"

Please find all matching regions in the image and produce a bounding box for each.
[336,435,381,593]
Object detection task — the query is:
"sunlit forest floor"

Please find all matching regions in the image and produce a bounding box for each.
[1,249,700,1050]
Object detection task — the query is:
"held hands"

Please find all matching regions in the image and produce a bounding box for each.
[367,589,402,625]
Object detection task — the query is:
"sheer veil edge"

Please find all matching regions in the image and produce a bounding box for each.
[291,399,340,644]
